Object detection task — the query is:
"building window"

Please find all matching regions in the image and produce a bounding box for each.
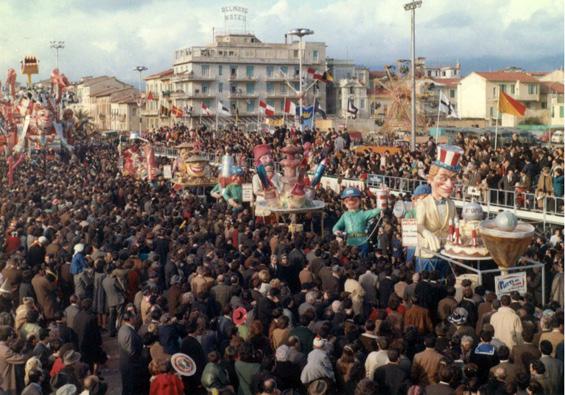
[247,99,255,113]
[218,82,223,93]
[450,89,455,98]
[201,64,209,77]
[561,106,564,118]
[218,65,223,76]
[230,66,237,78]
[246,65,254,78]
[280,84,287,94]
[492,87,497,97]
[360,99,365,109]
[541,101,546,109]
[294,66,299,77]
[246,82,254,94]
[312,50,319,62]
[500,84,506,93]
[528,84,536,94]
[293,50,299,58]
[490,107,493,117]
[510,84,515,94]
[230,84,237,94]
[266,82,274,94]
[442,71,446,76]
[266,66,273,77]
[281,65,288,76]
[349,87,354,94]
[202,83,209,94]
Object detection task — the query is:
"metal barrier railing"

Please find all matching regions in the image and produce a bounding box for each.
[366,174,564,217]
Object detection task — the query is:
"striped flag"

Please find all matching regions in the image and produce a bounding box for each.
[259,100,275,117]
[283,98,297,115]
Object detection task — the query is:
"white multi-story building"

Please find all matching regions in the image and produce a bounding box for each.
[326,58,369,117]
[171,33,326,123]
[142,69,174,130]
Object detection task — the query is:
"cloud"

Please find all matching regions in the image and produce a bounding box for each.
[0,0,562,87]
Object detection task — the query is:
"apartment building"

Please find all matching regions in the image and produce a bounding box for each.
[326,58,369,117]
[73,76,131,122]
[142,69,174,129]
[171,33,326,120]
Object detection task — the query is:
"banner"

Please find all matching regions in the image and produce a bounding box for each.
[401,218,418,247]
[242,183,254,202]
[495,272,527,297]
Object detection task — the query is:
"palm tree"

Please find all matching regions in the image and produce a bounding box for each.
[74,108,96,135]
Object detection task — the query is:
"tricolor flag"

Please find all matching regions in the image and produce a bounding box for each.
[259,100,275,117]
[201,102,212,116]
[284,98,297,115]
[307,67,323,81]
[498,91,526,117]
[347,98,358,119]
[439,91,459,118]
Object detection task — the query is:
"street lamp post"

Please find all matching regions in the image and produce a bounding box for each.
[288,28,314,132]
[404,0,422,152]
[134,66,148,134]
[49,41,65,69]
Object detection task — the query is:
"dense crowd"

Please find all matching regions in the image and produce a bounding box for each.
[0,126,562,395]
[147,125,564,210]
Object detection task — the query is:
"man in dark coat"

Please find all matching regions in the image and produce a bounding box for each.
[117,310,148,395]
[373,349,410,395]
[74,298,106,372]
[180,321,207,393]
[102,266,125,336]
[256,287,280,333]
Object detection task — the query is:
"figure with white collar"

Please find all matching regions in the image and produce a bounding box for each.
[251,144,282,221]
[415,144,462,275]
[333,187,381,256]
[222,166,244,209]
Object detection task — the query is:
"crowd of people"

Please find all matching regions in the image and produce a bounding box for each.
[0,124,562,395]
[145,125,564,211]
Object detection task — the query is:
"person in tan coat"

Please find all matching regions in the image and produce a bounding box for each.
[31,269,58,321]
[412,336,444,385]
[0,326,30,395]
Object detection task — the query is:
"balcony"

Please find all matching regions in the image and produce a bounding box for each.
[172,72,216,83]
[229,91,258,99]
[228,74,258,81]
[266,93,289,98]
[171,90,215,99]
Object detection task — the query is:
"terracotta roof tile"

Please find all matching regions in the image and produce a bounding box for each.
[475,71,539,83]
[540,81,564,94]
[145,69,174,80]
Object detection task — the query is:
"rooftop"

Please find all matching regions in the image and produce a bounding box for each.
[540,81,564,94]
[475,71,539,83]
[145,69,174,81]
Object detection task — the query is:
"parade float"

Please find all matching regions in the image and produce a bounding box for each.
[173,142,214,188]
[0,58,75,185]
[121,134,158,181]
[253,143,327,232]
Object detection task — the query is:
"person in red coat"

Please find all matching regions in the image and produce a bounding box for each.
[150,370,184,395]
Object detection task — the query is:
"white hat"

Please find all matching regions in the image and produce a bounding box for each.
[38,236,48,244]
[313,336,327,349]
[56,384,77,395]
[73,243,84,254]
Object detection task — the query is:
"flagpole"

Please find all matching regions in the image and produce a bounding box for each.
[494,94,500,150]
[283,96,287,126]
[215,98,219,131]
[435,93,441,142]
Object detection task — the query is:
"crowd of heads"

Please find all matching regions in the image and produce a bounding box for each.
[0,124,562,395]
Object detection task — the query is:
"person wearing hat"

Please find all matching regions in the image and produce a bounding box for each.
[332,187,381,256]
[415,144,462,276]
[50,350,83,391]
[300,336,335,391]
[222,166,244,210]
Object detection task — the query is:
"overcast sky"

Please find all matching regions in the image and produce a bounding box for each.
[1,0,562,86]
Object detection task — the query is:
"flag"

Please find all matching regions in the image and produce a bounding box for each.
[259,100,275,117]
[146,91,154,101]
[183,105,193,117]
[322,71,334,83]
[300,105,314,128]
[284,98,297,115]
[170,105,184,118]
[201,102,212,116]
[439,91,459,118]
[347,98,358,119]
[307,67,323,81]
[498,91,526,116]
[314,100,327,119]
[218,101,231,116]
